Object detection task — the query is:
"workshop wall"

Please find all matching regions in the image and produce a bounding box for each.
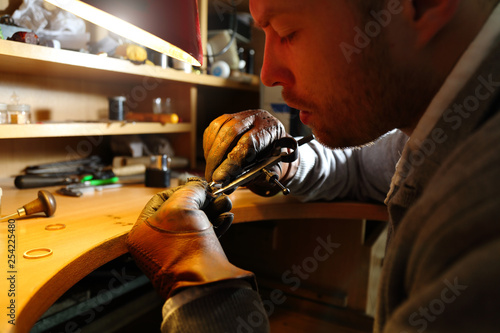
[0,0,22,16]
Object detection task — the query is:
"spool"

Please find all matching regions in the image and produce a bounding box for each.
[108,96,127,121]
[211,60,231,79]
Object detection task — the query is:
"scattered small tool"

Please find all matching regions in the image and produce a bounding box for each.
[14,156,145,190]
[0,190,57,222]
[57,182,122,197]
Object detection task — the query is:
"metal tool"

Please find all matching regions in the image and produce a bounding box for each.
[209,134,315,197]
[0,190,57,222]
[15,173,119,189]
[57,182,123,197]
[56,171,146,197]
[15,158,145,190]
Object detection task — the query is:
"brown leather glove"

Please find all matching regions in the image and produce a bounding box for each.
[203,109,297,196]
[126,178,256,299]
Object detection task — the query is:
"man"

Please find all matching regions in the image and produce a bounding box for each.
[127,0,500,332]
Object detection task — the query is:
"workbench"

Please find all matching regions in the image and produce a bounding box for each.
[0,180,388,333]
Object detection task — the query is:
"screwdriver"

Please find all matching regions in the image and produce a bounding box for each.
[0,190,57,222]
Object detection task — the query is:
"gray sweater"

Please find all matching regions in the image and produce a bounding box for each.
[374,40,500,333]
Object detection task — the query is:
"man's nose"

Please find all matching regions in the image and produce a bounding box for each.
[260,37,294,88]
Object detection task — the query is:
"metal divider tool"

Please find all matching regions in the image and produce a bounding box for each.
[209,134,315,197]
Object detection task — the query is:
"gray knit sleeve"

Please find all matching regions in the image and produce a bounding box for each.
[161,281,269,333]
[286,130,408,203]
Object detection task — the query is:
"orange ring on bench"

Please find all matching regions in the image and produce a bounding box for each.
[23,248,53,259]
[45,224,66,231]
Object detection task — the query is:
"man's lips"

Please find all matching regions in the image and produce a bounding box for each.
[281,91,313,125]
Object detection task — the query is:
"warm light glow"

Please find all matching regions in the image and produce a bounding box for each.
[44,0,201,67]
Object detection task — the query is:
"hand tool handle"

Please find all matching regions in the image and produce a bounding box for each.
[14,175,70,189]
[25,156,101,174]
[23,190,57,217]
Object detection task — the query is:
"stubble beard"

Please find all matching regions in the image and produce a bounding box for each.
[288,35,440,150]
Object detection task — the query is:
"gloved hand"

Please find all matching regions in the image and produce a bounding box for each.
[126,178,256,299]
[204,109,297,195]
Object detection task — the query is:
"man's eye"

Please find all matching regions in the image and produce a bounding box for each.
[280,32,296,44]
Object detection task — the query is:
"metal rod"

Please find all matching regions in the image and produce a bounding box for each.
[0,212,19,222]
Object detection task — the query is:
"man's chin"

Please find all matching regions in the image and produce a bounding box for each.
[312,128,377,150]
[309,130,345,150]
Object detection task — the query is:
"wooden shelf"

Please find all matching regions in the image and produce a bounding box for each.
[0,39,259,91]
[0,122,192,139]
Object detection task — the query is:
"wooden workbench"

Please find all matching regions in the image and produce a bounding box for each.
[0,181,388,333]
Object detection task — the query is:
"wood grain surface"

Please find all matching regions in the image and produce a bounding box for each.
[0,181,388,332]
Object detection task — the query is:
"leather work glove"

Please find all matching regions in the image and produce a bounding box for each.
[204,109,296,196]
[126,178,256,299]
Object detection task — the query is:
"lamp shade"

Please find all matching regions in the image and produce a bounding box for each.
[45,0,203,67]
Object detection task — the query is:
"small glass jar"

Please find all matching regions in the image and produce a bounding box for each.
[0,103,7,124]
[152,97,173,114]
[7,104,31,124]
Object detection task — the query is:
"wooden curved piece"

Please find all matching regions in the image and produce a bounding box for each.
[0,185,387,333]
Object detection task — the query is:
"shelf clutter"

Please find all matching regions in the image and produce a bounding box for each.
[0,39,260,91]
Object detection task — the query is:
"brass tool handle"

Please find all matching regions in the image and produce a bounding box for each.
[23,190,57,217]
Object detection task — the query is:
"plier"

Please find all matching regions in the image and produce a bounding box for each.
[56,175,120,197]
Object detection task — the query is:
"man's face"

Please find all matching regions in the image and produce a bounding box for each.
[250,0,437,148]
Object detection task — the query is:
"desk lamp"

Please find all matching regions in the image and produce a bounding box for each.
[44,0,203,67]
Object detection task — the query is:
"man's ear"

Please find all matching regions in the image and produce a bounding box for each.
[407,0,460,48]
